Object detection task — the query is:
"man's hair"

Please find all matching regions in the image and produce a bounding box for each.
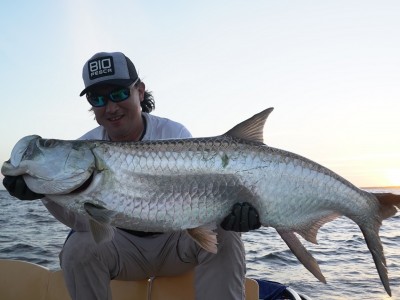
[135,79,155,113]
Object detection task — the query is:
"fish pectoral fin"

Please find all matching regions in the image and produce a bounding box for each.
[88,219,115,244]
[84,202,117,244]
[277,229,326,284]
[187,226,218,254]
[84,202,117,223]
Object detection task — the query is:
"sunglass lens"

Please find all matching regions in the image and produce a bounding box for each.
[110,89,130,102]
[88,95,106,107]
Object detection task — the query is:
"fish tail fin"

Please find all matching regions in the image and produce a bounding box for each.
[373,192,400,220]
[360,224,391,296]
[361,192,400,296]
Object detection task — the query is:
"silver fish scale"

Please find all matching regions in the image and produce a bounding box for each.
[252,150,378,231]
[85,141,237,231]
[88,137,247,231]
[17,134,376,235]
[85,136,376,233]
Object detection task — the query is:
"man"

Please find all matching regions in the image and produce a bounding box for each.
[3,52,260,300]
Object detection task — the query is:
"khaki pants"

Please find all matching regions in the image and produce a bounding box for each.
[60,227,246,300]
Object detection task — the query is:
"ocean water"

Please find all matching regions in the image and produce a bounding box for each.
[1,187,399,299]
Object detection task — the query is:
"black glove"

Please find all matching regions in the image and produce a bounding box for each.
[3,175,44,200]
[221,202,261,232]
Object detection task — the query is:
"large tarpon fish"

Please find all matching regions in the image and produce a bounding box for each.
[2,107,400,296]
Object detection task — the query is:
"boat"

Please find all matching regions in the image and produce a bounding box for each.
[257,279,312,300]
[0,259,311,299]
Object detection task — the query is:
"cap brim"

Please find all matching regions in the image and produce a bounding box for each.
[79,78,136,96]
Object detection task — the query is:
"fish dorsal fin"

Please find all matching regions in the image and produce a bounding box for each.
[224,107,274,143]
[186,225,218,254]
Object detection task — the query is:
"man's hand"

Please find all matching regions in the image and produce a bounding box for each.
[221,202,261,232]
[3,175,44,200]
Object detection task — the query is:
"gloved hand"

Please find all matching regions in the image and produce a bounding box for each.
[2,175,44,200]
[221,202,261,232]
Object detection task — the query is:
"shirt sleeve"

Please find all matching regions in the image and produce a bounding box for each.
[178,125,192,138]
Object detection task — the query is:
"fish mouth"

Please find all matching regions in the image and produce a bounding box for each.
[69,172,95,194]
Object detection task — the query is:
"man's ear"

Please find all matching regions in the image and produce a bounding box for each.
[137,82,145,101]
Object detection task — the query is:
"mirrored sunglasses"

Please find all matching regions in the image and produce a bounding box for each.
[86,88,131,107]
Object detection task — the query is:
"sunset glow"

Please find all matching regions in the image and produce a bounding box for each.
[385,169,400,187]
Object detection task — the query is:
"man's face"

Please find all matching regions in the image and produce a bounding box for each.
[89,83,145,141]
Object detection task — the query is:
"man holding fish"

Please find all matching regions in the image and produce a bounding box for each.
[3,52,261,300]
[4,50,400,298]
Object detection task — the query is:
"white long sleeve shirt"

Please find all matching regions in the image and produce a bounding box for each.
[41,113,191,231]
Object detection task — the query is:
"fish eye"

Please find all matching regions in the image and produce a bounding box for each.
[39,139,56,148]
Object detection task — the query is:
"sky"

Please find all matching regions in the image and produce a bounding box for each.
[1,0,399,188]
